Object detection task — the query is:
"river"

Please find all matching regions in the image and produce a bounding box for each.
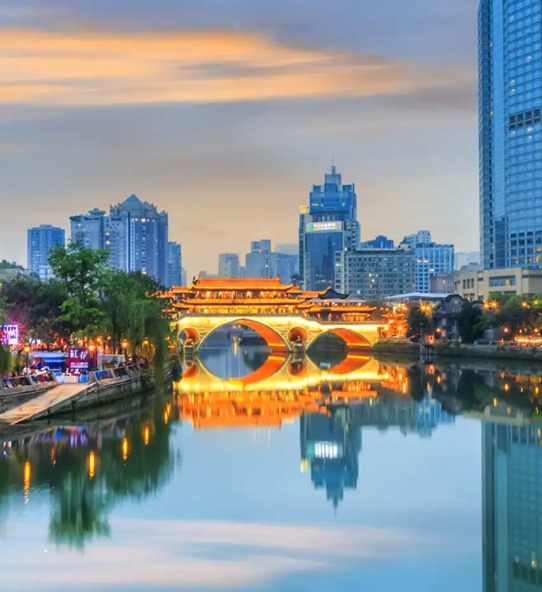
[0,342,540,591]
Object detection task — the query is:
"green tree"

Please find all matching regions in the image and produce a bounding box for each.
[406,306,433,338]
[456,302,488,343]
[48,244,109,337]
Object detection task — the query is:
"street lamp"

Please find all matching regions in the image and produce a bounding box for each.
[23,345,30,373]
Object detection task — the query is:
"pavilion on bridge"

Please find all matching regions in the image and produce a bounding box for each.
[162,277,376,321]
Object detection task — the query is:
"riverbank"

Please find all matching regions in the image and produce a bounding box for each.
[374,338,542,362]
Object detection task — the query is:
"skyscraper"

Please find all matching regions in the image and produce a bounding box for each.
[479,0,542,269]
[300,166,360,291]
[218,253,241,278]
[27,224,65,279]
[167,242,182,287]
[71,195,169,285]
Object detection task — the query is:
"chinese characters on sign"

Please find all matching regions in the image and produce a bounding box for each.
[68,347,90,374]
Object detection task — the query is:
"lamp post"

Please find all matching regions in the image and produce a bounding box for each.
[23,345,30,374]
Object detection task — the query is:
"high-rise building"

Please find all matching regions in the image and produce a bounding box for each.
[334,247,415,300]
[167,242,182,287]
[400,231,454,293]
[218,253,241,278]
[27,224,65,279]
[245,240,277,278]
[276,252,299,284]
[70,209,105,250]
[479,0,542,270]
[300,166,360,291]
[71,194,169,285]
[110,195,168,285]
[454,251,481,271]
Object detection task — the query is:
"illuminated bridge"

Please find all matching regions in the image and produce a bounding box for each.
[163,278,388,352]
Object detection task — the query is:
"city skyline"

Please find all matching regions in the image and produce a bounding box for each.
[0,0,478,276]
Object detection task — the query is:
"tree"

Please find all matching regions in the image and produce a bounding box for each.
[48,244,109,337]
[100,271,171,367]
[456,302,488,344]
[407,306,433,338]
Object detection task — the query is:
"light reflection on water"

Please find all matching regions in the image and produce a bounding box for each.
[0,345,541,590]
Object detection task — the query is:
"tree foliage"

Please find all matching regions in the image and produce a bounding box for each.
[406,306,433,338]
[48,244,110,336]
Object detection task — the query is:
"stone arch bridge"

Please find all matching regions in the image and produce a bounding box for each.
[175,314,386,352]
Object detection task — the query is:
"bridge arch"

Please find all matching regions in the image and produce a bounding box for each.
[200,318,289,352]
[179,327,200,345]
[308,328,372,351]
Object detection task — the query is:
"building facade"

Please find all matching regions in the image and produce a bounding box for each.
[360,235,395,249]
[245,240,276,278]
[71,194,169,285]
[334,247,415,301]
[27,224,65,279]
[218,253,241,279]
[167,242,183,287]
[70,208,106,250]
[455,266,542,301]
[300,166,360,291]
[479,0,542,270]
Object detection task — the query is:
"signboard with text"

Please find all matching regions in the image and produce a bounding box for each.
[0,324,19,346]
[306,221,343,233]
[68,347,91,374]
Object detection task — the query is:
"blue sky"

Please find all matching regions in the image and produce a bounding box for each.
[0,0,479,275]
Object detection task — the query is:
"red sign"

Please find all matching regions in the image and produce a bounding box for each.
[68,347,91,374]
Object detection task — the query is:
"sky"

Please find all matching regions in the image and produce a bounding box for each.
[0,0,479,277]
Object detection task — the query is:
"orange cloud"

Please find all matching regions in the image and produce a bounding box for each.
[0,28,474,107]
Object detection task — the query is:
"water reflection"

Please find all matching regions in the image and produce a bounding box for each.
[0,392,176,548]
[2,347,542,589]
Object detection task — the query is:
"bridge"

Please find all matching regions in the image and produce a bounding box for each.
[163,277,389,352]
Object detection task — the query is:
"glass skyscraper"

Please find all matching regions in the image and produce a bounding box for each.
[300,166,360,291]
[27,224,65,279]
[479,0,542,269]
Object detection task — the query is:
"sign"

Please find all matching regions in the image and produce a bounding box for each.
[306,221,343,233]
[0,324,19,346]
[68,347,91,374]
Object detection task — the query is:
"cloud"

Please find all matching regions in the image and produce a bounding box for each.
[3,519,441,589]
[0,28,475,108]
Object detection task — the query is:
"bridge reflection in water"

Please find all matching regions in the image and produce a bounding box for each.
[175,349,456,507]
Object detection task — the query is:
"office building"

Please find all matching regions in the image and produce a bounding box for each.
[218,253,241,279]
[276,252,299,284]
[334,247,415,300]
[455,266,542,301]
[360,235,395,249]
[27,224,65,279]
[167,242,182,287]
[245,240,277,278]
[71,194,169,285]
[400,231,454,293]
[479,0,542,269]
[300,166,360,291]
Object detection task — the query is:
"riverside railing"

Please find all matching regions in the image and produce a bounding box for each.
[0,372,57,391]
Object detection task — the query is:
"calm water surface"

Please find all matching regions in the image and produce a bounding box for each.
[0,343,540,591]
